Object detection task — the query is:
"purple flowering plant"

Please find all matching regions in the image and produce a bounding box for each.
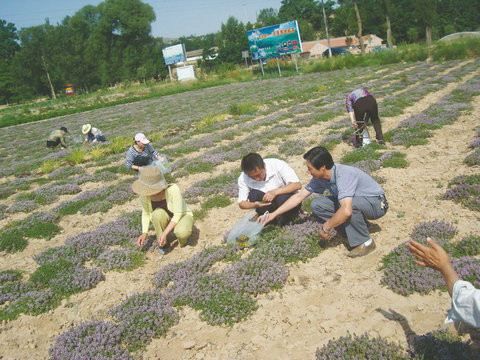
[315,332,409,359]
[382,219,480,296]
[443,174,480,212]
[49,320,133,360]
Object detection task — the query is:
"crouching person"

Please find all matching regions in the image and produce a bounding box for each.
[259,146,388,257]
[132,166,193,255]
[238,153,302,226]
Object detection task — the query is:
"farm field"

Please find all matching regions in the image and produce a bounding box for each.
[1,58,480,359]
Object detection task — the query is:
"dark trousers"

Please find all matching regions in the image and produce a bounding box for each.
[353,95,384,145]
[46,139,63,148]
[248,189,301,226]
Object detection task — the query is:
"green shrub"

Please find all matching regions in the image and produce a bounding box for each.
[0,229,29,253]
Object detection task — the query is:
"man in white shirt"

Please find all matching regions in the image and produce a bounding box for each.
[238,153,302,226]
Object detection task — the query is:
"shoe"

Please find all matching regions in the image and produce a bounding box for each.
[348,240,376,258]
[185,237,191,246]
[157,246,167,255]
[377,139,386,145]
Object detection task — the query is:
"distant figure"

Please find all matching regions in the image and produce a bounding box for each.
[259,146,388,258]
[125,133,163,172]
[132,166,193,255]
[47,127,69,149]
[82,124,106,144]
[407,237,480,328]
[238,153,302,226]
[346,88,385,147]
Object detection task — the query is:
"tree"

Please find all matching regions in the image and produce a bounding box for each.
[415,0,437,45]
[381,0,393,47]
[218,17,248,64]
[278,0,322,30]
[0,20,20,104]
[256,8,279,27]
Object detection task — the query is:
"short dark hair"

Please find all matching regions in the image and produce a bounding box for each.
[241,153,265,173]
[303,146,334,170]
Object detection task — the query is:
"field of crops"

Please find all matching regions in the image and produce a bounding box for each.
[1,58,480,359]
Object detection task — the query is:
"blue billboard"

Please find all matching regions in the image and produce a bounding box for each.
[162,44,186,66]
[247,20,302,60]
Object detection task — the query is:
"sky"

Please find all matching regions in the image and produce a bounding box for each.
[1,0,284,38]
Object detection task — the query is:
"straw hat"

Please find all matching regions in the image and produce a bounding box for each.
[131,166,168,196]
[82,124,92,134]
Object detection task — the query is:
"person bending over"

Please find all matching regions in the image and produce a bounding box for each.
[346,88,385,147]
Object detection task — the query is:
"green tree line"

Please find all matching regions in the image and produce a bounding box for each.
[1,0,479,104]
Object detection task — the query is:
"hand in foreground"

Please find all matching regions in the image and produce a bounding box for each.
[262,191,277,203]
[406,237,450,272]
[158,233,168,247]
[137,233,148,247]
[318,225,337,240]
[258,212,275,225]
[352,121,358,129]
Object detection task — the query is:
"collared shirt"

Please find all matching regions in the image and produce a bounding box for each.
[446,280,480,328]
[346,88,371,113]
[237,158,300,203]
[305,164,384,201]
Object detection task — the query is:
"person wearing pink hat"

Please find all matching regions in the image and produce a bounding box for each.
[125,133,163,172]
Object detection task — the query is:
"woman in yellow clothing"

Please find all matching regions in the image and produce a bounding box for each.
[131,166,193,254]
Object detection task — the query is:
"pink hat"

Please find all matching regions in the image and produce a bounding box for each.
[134,133,150,144]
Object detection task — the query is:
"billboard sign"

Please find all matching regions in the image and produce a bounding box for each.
[162,44,186,66]
[177,65,196,81]
[247,20,302,60]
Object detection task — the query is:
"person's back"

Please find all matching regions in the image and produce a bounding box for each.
[48,129,63,141]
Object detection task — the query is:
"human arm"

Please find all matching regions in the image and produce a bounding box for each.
[406,237,459,297]
[239,200,271,209]
[125,147,141,171]
[259,188,311,224]
[319,197,353,240]
[158,220,176,247]
[137,233,148,247]
[145,143,162,161]
[348,111,358,128]
[237,174,271,209]
[263,181,301,202]
[138,196,152,247]
[60,135,68,148]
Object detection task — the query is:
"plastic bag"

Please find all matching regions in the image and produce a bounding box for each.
[152,154,171,174]
[226,210,269,247]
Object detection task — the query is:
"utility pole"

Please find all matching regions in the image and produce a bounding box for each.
[321,0,332,57]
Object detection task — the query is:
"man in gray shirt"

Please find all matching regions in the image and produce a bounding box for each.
[259,146,388,257]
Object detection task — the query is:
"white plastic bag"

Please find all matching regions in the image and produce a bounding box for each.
[152,155,171,174]
[226,210,269,247]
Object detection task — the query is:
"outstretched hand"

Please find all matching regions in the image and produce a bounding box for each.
[406,237,450,272]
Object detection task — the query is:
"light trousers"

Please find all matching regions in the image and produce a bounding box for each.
[151,208,193,247]
[311,195,386,247]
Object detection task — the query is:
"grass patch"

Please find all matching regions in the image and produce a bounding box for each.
[381,152,409,168]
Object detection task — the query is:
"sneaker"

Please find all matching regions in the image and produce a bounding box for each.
[157,246,167,255]
[377,139,386,145]
[347,240,376,258]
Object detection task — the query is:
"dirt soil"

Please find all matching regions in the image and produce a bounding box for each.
[1,67,480,360]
